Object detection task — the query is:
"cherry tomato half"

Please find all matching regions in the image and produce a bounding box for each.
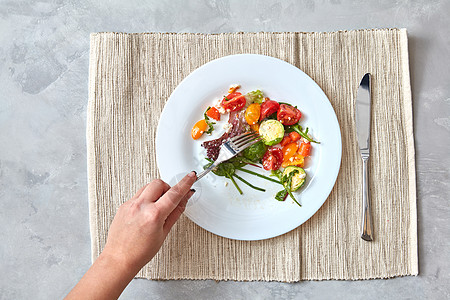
[277,104,302,125]
[282,142,299,162]
[245,103,261,125]
[225,92,241,99]
[259,100,280,121]
[250,123,260,133]
[262,147,283,170]
[221,92,246,112]
[206,107,221,121]
[191,119,208,140]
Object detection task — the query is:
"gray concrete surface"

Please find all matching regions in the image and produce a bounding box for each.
[1,0,449,299]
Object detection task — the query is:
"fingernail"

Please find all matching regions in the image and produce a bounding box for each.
[190,188,196,193]
[188,171,197,178]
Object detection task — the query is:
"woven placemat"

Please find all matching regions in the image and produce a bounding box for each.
[87,29,417,281]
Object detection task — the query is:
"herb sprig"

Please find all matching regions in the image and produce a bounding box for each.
[272,170,301,207]
[285,124,320,144]
[203,107,216,134]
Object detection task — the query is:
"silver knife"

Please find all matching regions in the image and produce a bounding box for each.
[355,73,373,241]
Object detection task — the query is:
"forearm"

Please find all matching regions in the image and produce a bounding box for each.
[65,251,138,300]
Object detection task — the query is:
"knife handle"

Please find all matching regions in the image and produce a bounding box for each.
[361,157,373,241]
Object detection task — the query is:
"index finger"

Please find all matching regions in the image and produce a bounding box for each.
[155,171,197,216]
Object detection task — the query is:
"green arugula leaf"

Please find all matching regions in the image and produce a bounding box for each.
[285,124,320,144]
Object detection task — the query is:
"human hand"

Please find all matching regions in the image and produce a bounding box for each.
[101,171,197,273]
[65,172,197,300]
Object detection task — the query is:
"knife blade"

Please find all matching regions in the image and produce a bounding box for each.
[355,73,373,241]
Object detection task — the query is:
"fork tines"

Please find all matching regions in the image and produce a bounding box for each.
[229,131,261,150]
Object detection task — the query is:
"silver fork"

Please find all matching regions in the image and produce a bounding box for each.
[196,131,261,181]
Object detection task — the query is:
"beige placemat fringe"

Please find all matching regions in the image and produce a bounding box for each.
[87,29,417,282]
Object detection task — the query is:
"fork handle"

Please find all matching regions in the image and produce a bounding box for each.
[196,161,218,182]
[361,156,373,241]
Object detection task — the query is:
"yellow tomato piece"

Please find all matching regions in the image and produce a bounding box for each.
[282,142,299,161]
[245,103,261,125]
[250,123,260,133]
[281,154,304,168]
[191,119,208,140]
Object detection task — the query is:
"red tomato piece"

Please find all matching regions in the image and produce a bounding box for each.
[262,154,276,171]
[259,100,280,120]
[271,147,283,162]
[280,136,292,147]
[277,104,302,125]
[225,92,242,99]
[288,131,301,142]
[298,142,312,157]
[262,147,283,170]
[206,107,220,121]
[221,93,246,112]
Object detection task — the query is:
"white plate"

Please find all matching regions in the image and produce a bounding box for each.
[156,54,341,240]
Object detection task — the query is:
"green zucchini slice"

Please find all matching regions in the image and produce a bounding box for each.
[259,120,285,146]
[282,166,306,191]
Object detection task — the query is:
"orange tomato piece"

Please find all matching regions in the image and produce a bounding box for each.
[245,103,261,125]
[228,85,240,94]
[282,142,299,161]
[298,142,311,157]
[250,123,260,133]
[191,119,208,140]
[288,131,301,142]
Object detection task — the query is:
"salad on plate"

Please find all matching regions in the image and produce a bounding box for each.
[191,85,319,207]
